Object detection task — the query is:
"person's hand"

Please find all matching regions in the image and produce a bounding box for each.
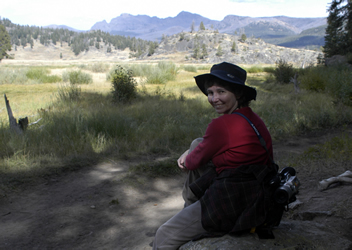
[177,149,189,170]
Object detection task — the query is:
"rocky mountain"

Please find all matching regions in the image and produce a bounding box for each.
[91,11,327,49]
[143,30,322,66]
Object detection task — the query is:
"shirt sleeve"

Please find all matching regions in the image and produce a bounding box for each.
[185,118,229,170]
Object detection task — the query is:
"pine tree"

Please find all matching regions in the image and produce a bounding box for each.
[0,24,11,61]
[200,44,208,59]
[324,0,352,57]
[216,45,223,57]
[231,41,236,53]
[199,21,205,31]
[190,21,195,33]
[193,44,200,59]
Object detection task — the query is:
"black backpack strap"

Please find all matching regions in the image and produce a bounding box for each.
[232,112,275,165]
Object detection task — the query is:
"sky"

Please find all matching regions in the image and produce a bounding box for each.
[1,0,331,31]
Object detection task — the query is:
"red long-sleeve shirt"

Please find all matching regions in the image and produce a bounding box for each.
[185,107,273,173]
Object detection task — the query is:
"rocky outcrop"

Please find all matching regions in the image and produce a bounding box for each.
[151,30,322,66]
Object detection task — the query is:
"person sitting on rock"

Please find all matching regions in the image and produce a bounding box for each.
[153,62,278,250]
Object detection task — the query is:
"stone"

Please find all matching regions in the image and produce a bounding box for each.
[180,220,352,250]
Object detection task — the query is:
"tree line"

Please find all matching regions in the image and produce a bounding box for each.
[0,17,158,59]
[2,0,352,63]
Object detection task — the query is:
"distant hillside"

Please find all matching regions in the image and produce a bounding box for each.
[1,17,323,65]
[44,25,83,33]
[91,12,327,49]
[151,30,322,66]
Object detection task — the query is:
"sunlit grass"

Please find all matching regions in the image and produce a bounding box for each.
[1,62,352,189]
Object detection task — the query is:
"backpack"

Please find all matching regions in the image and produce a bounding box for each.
[232,112,300,239]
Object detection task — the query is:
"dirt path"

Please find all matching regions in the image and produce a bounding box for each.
[0,161,186,249]
[1,127,352,249]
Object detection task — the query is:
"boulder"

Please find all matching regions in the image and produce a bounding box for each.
[180,220,352,250]
[325,55,347,66]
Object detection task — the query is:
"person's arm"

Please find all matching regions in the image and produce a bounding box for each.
[177,149,189,169]
[186,118,228,170]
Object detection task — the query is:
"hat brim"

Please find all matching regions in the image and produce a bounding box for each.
[194,73,257,101]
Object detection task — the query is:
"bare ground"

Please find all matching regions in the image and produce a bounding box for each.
[1,51,352,248]
[1,126,352,250]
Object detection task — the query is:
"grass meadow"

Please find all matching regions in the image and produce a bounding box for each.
[1,62,352,190]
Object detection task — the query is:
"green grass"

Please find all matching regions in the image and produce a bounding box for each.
[1,62,352,189]
[26,68,62,83]
[0,66,62,84]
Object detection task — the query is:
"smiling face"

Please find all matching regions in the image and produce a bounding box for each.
[207,85,238,114]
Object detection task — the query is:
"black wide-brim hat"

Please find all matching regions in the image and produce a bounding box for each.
[194,62,257,101]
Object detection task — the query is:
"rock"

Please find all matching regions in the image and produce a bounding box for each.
[152,30,321,65]
[180,220,352,250]
[325,55,348,66]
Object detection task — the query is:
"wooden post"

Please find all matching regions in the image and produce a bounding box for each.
[4,94,27,134]
[290,73,300,93]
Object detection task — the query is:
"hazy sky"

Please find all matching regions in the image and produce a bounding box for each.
[1,0,330,30]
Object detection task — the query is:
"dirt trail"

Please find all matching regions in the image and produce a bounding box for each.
[0,161,185,249]
[1,127,352,249]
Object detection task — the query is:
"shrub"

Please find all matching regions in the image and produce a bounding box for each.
[111,65,137,103]
[0,68,27,84]
[156,61,178,81]
[263,67,276,74]
[273,59,295,84]
[26,68,61,83]
[90,62,110,73]
[118,62,179,85]
[183,65,197,73]
[299,66,326,91]
[62,70,93,84]
[299,65,352,105]
[246,66,263,73]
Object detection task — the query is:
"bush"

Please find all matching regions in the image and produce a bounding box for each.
[62,70,93,84]
[299,65,352,105]
[156,61,178,81]
[111,65,137,103]
[183,65,197,73]
[246,66,263,73]
[90,62,110,73]
[274,59,296,84]
[0,68,27,84]
[299,66,326,91]
[26,68,62,83]
[145,61,178,84]
[263,67,276,74]
[112,62,179,85]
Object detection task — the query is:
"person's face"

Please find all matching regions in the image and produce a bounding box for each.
[207,85,238,114]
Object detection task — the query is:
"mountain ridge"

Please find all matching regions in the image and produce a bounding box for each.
[88,11,326,49]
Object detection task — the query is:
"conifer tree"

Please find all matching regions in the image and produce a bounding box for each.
[191,21,195,33]
[201,44,208,59]
[0,24,11,61]
[324,0,352,57]
[216,45,223,57]
[231,41,236,53]
[199,21,205,31]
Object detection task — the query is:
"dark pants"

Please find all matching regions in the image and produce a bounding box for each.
[153,138,213,249]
